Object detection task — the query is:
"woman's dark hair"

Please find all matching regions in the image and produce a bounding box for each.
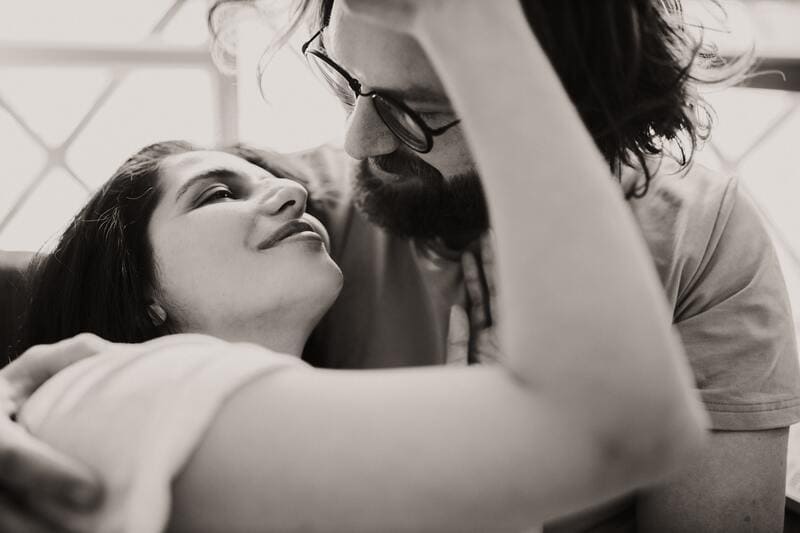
[13,141,322,359]
[13,141,198,357]
[209,0,751,198]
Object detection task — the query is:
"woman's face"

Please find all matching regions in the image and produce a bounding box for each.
[147,150,342,352]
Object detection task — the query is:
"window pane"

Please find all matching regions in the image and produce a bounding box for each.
[0,168,88,252]
[702,87,800,333]
[684,0,800,56]
[738,102,800,254]
[0,67,112,146]
[0,0,179,44]
[703,88,797,161]
[747,0,800,56]
[67,67,215,188]
[159,0,209,46]
[0,107,46,220]
[237,21,345,152]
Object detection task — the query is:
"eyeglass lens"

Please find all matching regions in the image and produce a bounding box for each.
[306,53,430,151]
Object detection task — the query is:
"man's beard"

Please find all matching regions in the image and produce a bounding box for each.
[353,152,489,251]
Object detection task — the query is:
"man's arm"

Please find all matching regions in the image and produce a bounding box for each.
[637,428,788,532]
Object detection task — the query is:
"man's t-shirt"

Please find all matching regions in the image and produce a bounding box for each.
[292,145,800,531]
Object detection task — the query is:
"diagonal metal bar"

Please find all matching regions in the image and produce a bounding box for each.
[59,0,190,151]
[56,0,190,187]
[151,0,188,35]
[0,163,51,234]
[708,140,800,277]
[740,182,800,277]
[62,163,93,194]
[1,0,193,239]
[0,91,52,151]
[1,0,196,241]
[58,73,125,154]
[732,96,800,166]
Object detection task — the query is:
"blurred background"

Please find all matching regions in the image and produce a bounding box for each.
[0,0,798,326]
[0,0,343,253]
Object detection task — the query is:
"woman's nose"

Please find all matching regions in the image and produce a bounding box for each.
[258,180,308,219]
[344,97,401,160]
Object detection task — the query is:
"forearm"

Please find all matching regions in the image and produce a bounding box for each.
[636,428,789,532]
[415,2,705,462]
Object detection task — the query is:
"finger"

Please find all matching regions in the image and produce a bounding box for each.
[479,233,499,324]
[3,334,110,404]
[480,230,496,265]
[473,328,502,366]
[445,306,469,365]
[480,232,497,296]
[461,252,487,328]
[0,418,103,513]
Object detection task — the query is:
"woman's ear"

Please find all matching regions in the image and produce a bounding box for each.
[147,302,167,327]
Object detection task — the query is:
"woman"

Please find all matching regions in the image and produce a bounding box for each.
[14,142,338,354]
[9,1,706,532]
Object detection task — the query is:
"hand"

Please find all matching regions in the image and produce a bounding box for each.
[337,0,428,33]
[446,235,501,365]
[0,334,108,532]
[463,235,501,365]
[339,0,503,35]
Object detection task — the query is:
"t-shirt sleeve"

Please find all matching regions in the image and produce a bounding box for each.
[18,334,307,533]
[638,171,800,431]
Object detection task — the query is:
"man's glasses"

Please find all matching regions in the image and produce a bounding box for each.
[301,28,460,154]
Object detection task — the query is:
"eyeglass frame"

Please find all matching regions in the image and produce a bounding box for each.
[301,27,461,154]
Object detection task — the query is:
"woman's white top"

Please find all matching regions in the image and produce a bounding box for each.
[19,334,306,533]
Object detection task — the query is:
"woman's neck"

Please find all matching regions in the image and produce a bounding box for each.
[202,323,310,358]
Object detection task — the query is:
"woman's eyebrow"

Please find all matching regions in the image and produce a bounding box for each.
[175,169,242,202]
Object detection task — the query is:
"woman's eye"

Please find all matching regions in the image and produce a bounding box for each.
[197,186,235,206]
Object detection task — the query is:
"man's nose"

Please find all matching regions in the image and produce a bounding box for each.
[258,180,308,219]
[344,97,401,160]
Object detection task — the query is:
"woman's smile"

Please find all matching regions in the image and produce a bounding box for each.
[257,219,324,250]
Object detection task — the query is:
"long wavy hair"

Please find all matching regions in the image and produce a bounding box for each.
[209,0,751,198]
[13,141,311,358]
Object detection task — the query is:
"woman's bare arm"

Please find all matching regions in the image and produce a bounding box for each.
[168,2,707,531]
[414,0,706,462]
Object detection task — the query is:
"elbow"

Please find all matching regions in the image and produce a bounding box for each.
[595,386,709,487]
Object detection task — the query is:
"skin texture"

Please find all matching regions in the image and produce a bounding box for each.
[5,1,708,531]
[165,2,707,530]
[636,429,788,533]
[326,2,474,181]
[149,150,342,356]
[331,1,791,531]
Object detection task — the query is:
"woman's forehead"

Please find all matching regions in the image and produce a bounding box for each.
[160,150,270,190]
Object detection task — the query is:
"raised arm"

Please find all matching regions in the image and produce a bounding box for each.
[168,1,707,531]
[413,0,708,454]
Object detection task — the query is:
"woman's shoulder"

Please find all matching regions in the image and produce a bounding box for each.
[21,334,306,430]
[18,334,307,533]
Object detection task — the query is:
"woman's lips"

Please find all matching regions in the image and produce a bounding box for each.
[258,220,322,250]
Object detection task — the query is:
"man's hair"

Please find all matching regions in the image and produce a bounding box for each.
[13,141,310,358]
[209,0,750,198]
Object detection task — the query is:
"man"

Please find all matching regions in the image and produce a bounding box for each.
[0,0,798,531]
[258,1,800,531]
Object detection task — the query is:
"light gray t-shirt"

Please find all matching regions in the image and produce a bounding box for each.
[294,145,800,532]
